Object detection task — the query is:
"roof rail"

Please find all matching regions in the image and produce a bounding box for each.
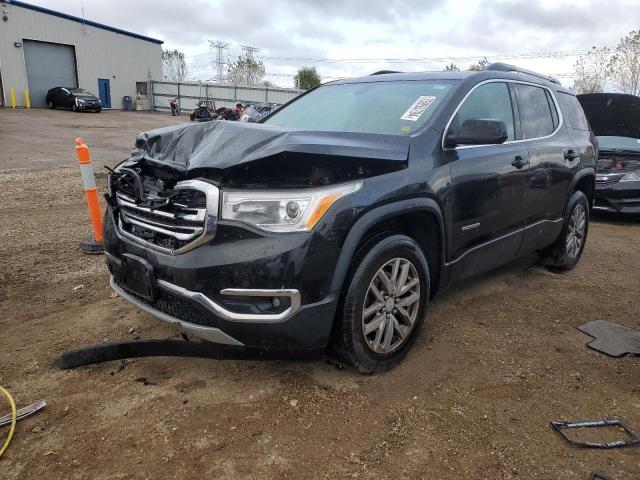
[370,70,402,75]
[486,62,561,85]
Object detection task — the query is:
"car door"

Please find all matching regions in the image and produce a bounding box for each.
[444,81,530,279]
[58,88,72,108]
[513,83,574,254]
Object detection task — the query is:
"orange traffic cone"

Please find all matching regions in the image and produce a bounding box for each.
[75,137,104,254]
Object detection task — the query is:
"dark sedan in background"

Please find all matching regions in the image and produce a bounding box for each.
[578,93,640,214]
[45,87,102,112]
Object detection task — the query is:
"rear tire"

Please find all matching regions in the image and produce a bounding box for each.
[332,234,430,373]
[47,100,55,109]
[540,191,589,272]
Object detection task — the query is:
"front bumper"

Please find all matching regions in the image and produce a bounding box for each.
[594,181,640,214]
[103,205,340,351]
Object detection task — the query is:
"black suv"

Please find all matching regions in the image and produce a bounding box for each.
[104,63,596,372]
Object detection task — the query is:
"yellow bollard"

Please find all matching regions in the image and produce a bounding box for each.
[75,137,105,254]
[10,88,15,109]
[24,90,30,109]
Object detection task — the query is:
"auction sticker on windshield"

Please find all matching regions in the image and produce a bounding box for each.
[400,96,437,121]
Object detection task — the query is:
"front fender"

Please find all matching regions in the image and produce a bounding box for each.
[329,198,446,296]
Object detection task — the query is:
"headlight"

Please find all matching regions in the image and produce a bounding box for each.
[76,98,85,105]
[221,181,363,232]
[620,172,640,182]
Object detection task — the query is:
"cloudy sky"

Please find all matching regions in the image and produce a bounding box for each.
[29,0,640,88]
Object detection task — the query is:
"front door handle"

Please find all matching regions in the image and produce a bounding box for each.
[512,156,528,169]
[565,150,579,161]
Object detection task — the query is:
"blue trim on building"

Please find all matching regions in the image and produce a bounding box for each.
[8,0,164,45]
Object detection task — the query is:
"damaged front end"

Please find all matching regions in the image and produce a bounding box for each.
[103,120,409,350]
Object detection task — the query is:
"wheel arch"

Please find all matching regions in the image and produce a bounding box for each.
[330,198,446,301]
[568,167,595,212]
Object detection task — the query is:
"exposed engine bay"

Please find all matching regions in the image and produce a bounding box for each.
[597,157,640,174]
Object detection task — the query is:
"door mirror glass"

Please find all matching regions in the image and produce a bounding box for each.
[445,119,509,147]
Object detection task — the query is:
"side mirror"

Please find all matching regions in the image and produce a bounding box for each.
[445,119,509,148]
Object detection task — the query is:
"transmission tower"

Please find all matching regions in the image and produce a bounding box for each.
[241,45,260,60]
[208,40,230,84]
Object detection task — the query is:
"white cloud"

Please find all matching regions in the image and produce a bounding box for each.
[30,0,640,88]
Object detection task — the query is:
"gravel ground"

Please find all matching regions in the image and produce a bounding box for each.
[1,108,639,480]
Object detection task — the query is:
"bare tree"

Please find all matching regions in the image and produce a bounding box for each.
[609,30,640,96]
[227,55,266,86]
[572,46,611,94]
[443,63,460,71]
[162,49,187,82]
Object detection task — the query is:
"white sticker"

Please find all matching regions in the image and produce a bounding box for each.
[400,96,436,121]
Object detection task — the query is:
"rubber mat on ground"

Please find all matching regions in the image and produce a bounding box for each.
[577,320,640,358]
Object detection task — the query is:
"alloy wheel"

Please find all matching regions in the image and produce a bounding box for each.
[566,203,586,259]
[361,257,421,355]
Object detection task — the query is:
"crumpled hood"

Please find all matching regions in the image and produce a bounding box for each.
[133,120,410,172]
[577,93,640,139]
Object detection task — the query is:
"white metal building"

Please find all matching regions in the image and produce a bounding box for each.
[0,0,163,108]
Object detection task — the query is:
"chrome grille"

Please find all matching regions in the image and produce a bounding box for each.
[116,179,218,255]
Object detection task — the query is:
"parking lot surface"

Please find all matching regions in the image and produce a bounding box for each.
[1,108,639,479]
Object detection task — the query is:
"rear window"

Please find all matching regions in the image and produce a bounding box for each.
[514,84,557,139]
[557,92,590,131]
[263,80,456,136]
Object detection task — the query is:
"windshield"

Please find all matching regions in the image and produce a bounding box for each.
[70,88,95,98]
[598,135,640,152]
[264,80,456,135]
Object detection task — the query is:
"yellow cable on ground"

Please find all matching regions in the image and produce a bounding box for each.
[0,385,16,459]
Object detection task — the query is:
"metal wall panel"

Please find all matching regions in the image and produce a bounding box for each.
[152,80,300,112]
[23,40,77,107]
[0,3,162,108]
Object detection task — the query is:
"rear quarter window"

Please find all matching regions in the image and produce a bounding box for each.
[557,92,590,131]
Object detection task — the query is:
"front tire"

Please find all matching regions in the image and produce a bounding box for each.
[72,104,78,112]
[540,191,589,272]
[332,234,430,373]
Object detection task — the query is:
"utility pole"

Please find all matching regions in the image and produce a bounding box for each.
[208,40,230,84]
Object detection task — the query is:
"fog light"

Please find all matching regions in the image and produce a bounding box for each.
[272,297,281,308]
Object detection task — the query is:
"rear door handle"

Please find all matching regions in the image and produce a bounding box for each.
[565,150,579,161]
[512,156,528,169]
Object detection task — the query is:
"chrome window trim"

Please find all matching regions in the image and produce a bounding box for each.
[441,78,565,151]
[116,179,219,256]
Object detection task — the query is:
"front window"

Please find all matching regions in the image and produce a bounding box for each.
[448,82,515,142]
[263,80,456,136]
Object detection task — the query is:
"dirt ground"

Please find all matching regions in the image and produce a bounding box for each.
[1,108,639,480]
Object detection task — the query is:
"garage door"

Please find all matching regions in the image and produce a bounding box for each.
[23,40,77,107]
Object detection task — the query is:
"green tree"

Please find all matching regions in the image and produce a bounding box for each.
[162,49,187,82]
[468,57,490,72]
[443,63,460,71]
[608,30,640,96]
[294,67,322,90]
[227,55,266,86]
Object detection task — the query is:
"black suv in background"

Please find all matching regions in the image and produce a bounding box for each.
[104,63,596,372]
